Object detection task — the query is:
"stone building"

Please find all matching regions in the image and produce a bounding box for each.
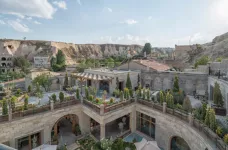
[33,56,50,68]
[141,70,208,95]
[117,59,170,72]
[0,45,14,73]
[174,45,196,60]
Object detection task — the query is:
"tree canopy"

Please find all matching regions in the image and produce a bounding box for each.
[194,56,210,68]
[213,82,224,107]
[142,43,152,55]
[13,56,31,73]
[51,50,66,71]
[32,73,52,92]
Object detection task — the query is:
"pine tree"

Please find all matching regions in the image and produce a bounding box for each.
[213,82,224,107]
[166,92,174,108]
[24,94,29,110]
[2,98,8,115]
[201,103,207,120]
[173,76,179,92]
[76,88,80,100]
[59,92,64,102]
[28,85,31,93]
[204,108,210,126]
[159,91,165,104]
[10,96,16,112]
[126,73,132,90]
[51,93,57,103]
[64,73,68,87]
[209,109,216,131]
[183,96,192,112]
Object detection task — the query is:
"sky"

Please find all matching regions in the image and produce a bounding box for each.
[0,0,228,47]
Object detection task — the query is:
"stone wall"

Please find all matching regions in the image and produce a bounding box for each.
[141,71,208,95]
[0,102,215,150]
[136,104,214,150]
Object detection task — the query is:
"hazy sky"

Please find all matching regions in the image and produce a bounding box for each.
[0,0,227,47]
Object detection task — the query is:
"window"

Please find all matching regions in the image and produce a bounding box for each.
[136,112,156,138]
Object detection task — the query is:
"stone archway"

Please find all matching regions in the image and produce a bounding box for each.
[170,136,190,150]
[51,114,80,146]
[154,77,162,90]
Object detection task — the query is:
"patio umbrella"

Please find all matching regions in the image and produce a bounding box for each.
[134,138,147,150]
[32,144,57,150]
[141,141,160,150]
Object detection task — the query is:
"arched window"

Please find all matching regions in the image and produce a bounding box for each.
[170,136,190,150]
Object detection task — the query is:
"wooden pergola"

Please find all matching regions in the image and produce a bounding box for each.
[71,72,113,94]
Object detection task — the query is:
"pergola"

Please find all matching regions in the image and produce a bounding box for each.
[71,72,113,94]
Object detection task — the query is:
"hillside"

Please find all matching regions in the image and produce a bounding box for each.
[0,39,143,65]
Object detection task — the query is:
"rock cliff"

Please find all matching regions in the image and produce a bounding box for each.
[0,39,143,65]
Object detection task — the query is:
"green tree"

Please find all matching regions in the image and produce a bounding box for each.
[51,93,57,103]
[201,103,207,120]
[159,91,165,104]
[124,88,130,100]
[216,126,223,137]
[204,108,210,126]
[173,76,179,92]
[120,91,124,101]
[213,82,224,107]
[50,56,57,68]
[216,57,223,62]
[142,88,146,100]
[209,109,216,131]
[64,73,68,87]
[85,87,89,100]
[56,50,65,65]
[24,94,29,110]
[10,96,17,112]
[59,92,64,102]
[142,43,152,55]
[224,134,228,144]
[126,73,132,90]
[27,85,31,93]
[13,56,31,73]
[194,56,210,68]
[182,96,192,112]
[34,82,43,98]
[166,92,174,108]
[2,98,8,115]
[146,89,150,100]
[32,73,52,92]
[76,88,80,100]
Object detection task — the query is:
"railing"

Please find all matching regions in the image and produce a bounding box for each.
[137,100,163,112]
[137,99,228,150]
[0,98,80,123]
[104,99,134,113]
[83,100,100,114]
[0,115,8,122]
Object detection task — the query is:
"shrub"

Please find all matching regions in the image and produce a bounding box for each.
[142,88,146,100]
[16,88,21,96]
[89,95,94,101]
[176,103,182,110]
[28,85,31,93]
[213,82,224,107]
[76,88,80,100]
[2,98,8,115]
[95,98,100,103]
[10,96,17,112]
[126,73,132,90]
[85,87,89,100]
[102,90,107,100]
[120,91,124,101]
[113,89,120,97]
[110,98,114,103]
[59,92,64,102]
[183,96,192,112]
[159,91,165,104]
[124,88,129,100]
[224,134,228,144]
[173,76,179,92]
[166,92,174,108]
[205,108,216,131]
[24,94,29,110]
[129,89,133,98]
[51,94,57,103]
[216,126,223,137]
[146,89,150,101]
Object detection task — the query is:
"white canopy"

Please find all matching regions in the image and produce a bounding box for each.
[32,144,57,150]
[72,73,113,81]
[134,138,160,150]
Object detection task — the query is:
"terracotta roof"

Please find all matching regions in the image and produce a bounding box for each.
[134,59,170,71]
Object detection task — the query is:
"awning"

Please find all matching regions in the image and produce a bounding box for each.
[72,73,113,81]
